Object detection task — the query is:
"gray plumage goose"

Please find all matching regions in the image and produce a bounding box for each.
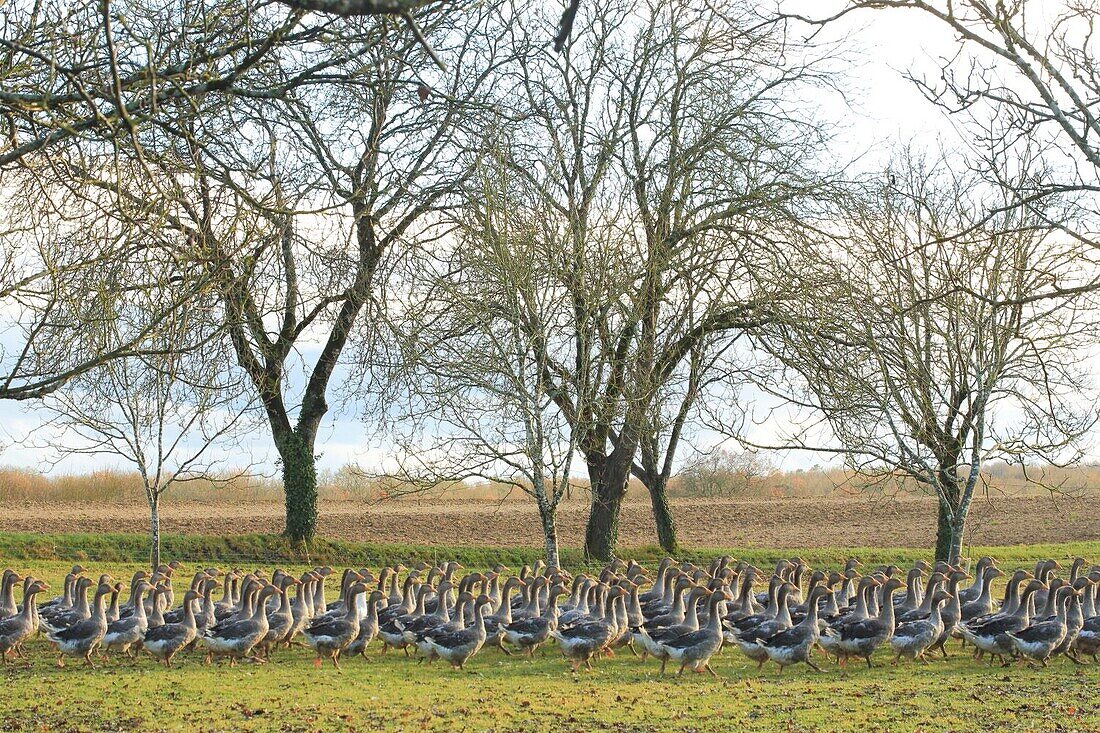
[258,576,301,659]
[40,566,87,610]
[889,588,952,664]
[1007,585,1075,666]
[755,585,831,673]
[960,579,1046,665]
[144,589,200,667]
[423,593,492,670]
[957,557,996,604]
[303,582,369,670]
[897,572,949,623]
[502,584,565,657]
[824,577,905,668]
[635,585,712,672]
[655,587,732,677]
[0,579,47,662]
[550,587,625,672]
[202,583,278,666]
[40,576,94,631]
[730,583,796,671]
[46,580,114,668]
[346,590,387,658]
[102,580,154,660]
[0,570,22,619]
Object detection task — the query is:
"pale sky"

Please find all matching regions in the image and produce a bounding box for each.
[1,3,1096,477]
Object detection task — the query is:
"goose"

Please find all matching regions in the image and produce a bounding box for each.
[163,571,216,625]
[656,587,732,676]
[1029,560,1062,610]
[967,569,1030,627]
[382,565,410,610]
[755,585,831,673]
[303,581,370,670]
[819,576,879,662]
[558,574,589,615]
[345,590,387,658]
[958,557,996,605]
[424,593,492,670]
[550,587,625,672]
[635,585,711,671]
[960,579,1046,665]
[40,566,87,610]
[46,580,114,668]
[258,576,300,659]
[824,576,905,667]
[406,581,458,661]
[144,567,176,615]
[146,581,170,629]
[144,589,201,667]
[378,584,431,655]
[202,583,279,666]
[641,569,680,618]
[502,584,565,657]
[729,582,795,671]
[40,576,94,632]
[726,575,784,636]
[889,588,952,664]
[897,572,949,623]
[110,571,148,622]
[213,571,240,619]
[1007,585,1075,667]
[0,579,47,662]
[1075,603,1100,663]
[0,570,22,619]
[829,562,860,607]
[639,559,674,605]
[402,580,456,642]
[893,567,925,615]
[786,570,826,620]
[960,566,1007,626]
[1058,577,1093,662]
[102,580,154,660]
[926,570,970,657]
[754,560,793,606]
[726,567,761,621]
[483,577,526,653]
[284,572,318,646]
[378,571,419,625]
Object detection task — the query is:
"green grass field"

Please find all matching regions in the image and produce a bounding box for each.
[1,536,1098,732]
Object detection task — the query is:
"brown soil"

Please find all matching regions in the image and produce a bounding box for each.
[1,493,1097,548]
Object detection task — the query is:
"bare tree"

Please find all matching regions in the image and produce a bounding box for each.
[756,150,1099,560]
[37,284,254,569]
[819,1,1100,288]
[16,2,502,543]
[378,148,579,568]
[493,0,836,560]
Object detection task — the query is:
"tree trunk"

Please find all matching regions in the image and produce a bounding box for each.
[644,476,678,554]
[934,466,964,562]
[149,493,161,571]
[278,429,319,544]
[583,451,633,563]
[539,503,561,570]
[949,513,967,564]
[934,501,953,562]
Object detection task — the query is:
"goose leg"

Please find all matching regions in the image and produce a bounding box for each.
[806,659,823,672]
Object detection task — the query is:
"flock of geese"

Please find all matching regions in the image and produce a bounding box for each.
[1,555,1099,674]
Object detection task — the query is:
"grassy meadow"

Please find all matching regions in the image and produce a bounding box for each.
[0,537,1098,732]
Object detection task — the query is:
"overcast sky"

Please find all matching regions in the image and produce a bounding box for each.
[2,3,1095,477]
